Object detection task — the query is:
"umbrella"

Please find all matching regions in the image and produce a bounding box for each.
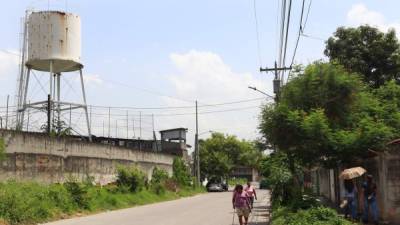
[339,167,366,180]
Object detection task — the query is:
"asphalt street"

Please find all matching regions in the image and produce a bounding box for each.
[42,190,270,225]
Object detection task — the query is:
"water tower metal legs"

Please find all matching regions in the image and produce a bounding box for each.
[79,69,92,141]
[18,68,31,130]
[49,61,54,131]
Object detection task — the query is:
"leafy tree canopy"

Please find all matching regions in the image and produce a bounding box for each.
[325,25,400,88]
[260,62,396,168]
[199,132,262,180]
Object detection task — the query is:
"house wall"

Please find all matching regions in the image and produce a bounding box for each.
[312,147,400,225]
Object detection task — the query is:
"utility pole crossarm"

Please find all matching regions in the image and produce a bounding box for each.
[259,66,292,72]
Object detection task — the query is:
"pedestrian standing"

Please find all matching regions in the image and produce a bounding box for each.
[362,174,378,225]
[343,179,358,221]
[232,184,251,225]
[244,181,257,209]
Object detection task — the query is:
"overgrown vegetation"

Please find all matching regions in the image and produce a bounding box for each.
[0,137,6,161]
[271,206,355,225]
[0,163,204,225]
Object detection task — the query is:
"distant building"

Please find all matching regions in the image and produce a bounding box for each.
[230,166,260,182]
[159,128,189,157]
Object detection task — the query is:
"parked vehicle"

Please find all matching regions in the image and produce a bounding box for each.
[206,183,224,192]
[206,177,228,192]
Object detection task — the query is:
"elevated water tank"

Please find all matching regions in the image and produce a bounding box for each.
[26,11,82,73]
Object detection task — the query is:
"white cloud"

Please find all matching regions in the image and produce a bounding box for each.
[160,50,272,148]
[74,73,103,86]
[0,50,19,80]
[347,3,400,36]
[168,50,269,103]
[83,74,104,85]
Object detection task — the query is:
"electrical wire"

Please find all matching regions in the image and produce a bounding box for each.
[86,97,265,110]
[287,0,306,82]
[280,0,293,82]
[101,78,195,104]
[253,0,263,67]
[302,0,312,32]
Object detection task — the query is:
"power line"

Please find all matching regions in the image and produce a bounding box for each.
[101,78,195,104]
[287,0,307,82]
[280,0,293,82]
[85,97,266,110]
[252,0,263,67]
[153,105,262,117]
[302,0,312,32]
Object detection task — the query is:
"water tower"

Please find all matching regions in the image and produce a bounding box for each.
[16,11,91,140]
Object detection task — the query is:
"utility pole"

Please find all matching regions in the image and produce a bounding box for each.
[5,95,9,130]
[260,61,291,102]
[195,100,200,185]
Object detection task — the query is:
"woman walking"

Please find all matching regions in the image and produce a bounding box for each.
[343,179,358,221]
[232,184,251,225]
[245,181,257,209]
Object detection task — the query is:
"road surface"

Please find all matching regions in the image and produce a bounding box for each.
[42,190,270,225]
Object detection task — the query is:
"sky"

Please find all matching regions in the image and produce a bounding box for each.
[1,0,400,149]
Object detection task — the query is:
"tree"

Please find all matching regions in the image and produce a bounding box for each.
[172,158,192,186]
[325,25,400,88]
[259,62,395,169]
[199,133,261,180]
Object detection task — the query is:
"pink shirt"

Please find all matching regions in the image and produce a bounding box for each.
[233,191,248,208]
[245,186,255,197]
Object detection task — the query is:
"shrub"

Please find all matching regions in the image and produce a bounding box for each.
[271,206,354,225]
[116,165,146,193]
[0,138,6,162]
[151,167,169,184]
[64,177,91,209]
[48,184,77,213]
[227,177,247,186]
[164,178,179,192]
[172,158,192,187]
[150,167,169,195]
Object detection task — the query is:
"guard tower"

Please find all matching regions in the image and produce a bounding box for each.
[159,128,188,156]
[15,11,91,140]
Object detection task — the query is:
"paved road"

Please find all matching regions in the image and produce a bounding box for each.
[42,190,270,225]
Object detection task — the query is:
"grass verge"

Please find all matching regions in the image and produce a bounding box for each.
[0,181,205,225]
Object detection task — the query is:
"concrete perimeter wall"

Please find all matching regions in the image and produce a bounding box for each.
[0,130,175,184]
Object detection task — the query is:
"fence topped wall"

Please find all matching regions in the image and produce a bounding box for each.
[0,129,176,184]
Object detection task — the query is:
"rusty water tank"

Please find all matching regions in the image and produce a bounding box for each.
[26,11,82,73]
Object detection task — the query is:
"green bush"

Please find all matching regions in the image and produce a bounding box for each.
[0,138,6,162]
[227,177,247,186]
[0,181,58,224]
[151,167,169,184]
[64,179,90,209]
[48,184,77,213]
[271,206,354,225]
[116,165,146,192]
[150,167,169,195]
[172,158,192,187]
